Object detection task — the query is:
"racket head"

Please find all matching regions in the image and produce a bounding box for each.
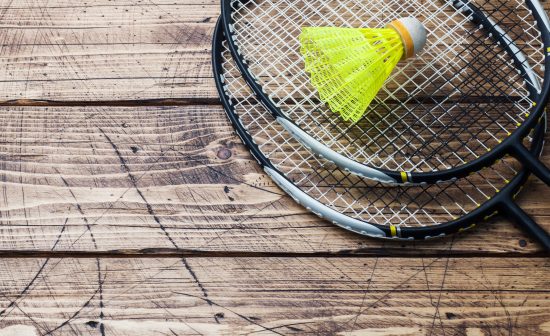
[213,17,547,241]
[221,0,550,184]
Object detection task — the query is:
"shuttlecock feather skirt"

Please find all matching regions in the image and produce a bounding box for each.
[300,27,404,122]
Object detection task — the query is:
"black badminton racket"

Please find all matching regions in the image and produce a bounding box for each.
[222,0,550,185]
[213,18,550,250]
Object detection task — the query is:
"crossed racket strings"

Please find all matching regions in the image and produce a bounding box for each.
[229,0,543,173]
[220,41,528,228]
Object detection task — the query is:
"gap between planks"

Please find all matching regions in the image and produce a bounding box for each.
[0,98,221,106]
[0,249,547,259]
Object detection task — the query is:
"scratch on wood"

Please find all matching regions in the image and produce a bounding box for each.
[171,291,285,335]
[97,258,106,336]
[58,174,98,250]
[100,128,210,302]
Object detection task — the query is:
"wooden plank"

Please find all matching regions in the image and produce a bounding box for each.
[0,105,548,254]
[0,257,547,335]
[0,1,548,102]
[0,1,218,101]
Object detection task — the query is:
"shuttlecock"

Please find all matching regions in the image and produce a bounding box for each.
[300,17,427,122]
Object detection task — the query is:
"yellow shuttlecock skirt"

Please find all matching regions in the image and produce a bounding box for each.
[300,27,404,122]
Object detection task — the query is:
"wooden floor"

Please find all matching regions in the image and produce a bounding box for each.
[0,1,548,335]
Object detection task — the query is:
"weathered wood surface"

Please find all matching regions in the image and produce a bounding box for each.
[0,105,548,255]
[0,0,218,102]
[0,258,548,336]
[0,1,548,335]
[0,0,543,103]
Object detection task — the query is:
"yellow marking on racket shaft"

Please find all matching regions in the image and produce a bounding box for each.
[484,211,498,221]
[390,225,398,237]
[458,223,476,233]
[400,172,408,183]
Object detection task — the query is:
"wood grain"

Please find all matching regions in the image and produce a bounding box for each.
[0,0,545,102]
[0,0,218,101]
[0,257,548,336]
[0,105,547,254]
[0,2,548,335]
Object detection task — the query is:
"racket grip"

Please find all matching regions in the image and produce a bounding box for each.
[501,199,550,253]
[511,143,550,186]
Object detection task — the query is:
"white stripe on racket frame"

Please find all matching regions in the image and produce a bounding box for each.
[264,166,390,238]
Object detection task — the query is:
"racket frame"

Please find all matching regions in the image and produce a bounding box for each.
[213,17,550,250]
[221,0,550,185]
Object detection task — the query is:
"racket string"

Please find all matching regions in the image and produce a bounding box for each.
[221,42,527,228]
[230,0,545,172]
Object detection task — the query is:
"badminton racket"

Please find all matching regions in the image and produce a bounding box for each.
[213,18,550,250]
[222,0,550,185]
